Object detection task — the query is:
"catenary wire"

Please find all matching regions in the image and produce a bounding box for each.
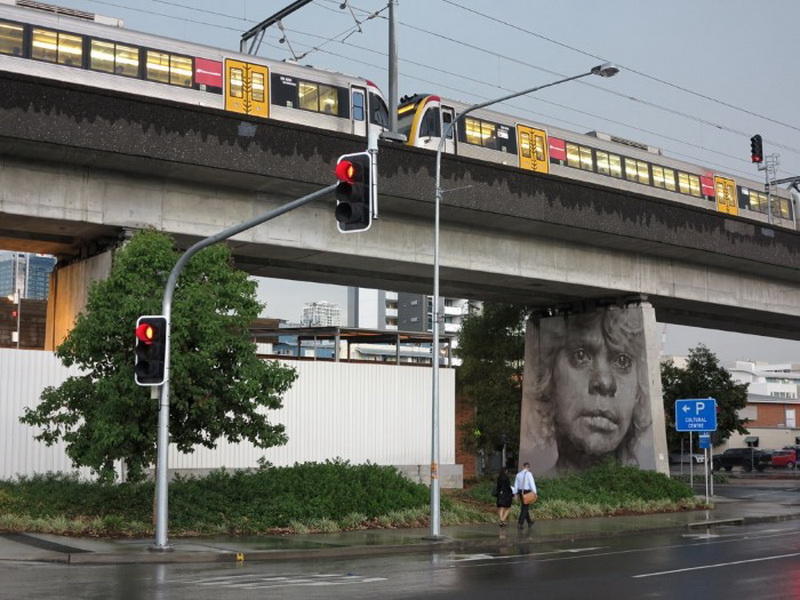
[80,0,793,177]
[279,25,783,177]
[326,0,800,158]
[439,0,800,134]
[261,34,771,182]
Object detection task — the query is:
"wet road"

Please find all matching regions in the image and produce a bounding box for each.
[2,520,800,599]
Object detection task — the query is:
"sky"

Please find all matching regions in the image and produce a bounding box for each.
[42,0,800,363]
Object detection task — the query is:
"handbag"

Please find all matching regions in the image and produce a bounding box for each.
[522,491,538,505]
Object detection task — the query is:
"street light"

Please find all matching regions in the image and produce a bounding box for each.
[427,63,619,539]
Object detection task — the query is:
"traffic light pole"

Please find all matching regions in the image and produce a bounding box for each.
[151,183,337,551]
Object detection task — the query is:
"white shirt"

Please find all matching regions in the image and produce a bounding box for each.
[513,469,537,494]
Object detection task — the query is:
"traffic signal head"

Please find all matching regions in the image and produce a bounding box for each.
[134,315,167,386]
[750,134,763,163]
[334,151,373,232]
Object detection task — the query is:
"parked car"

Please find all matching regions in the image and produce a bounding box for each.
[770,449,797,469]
[712,447,771,472]
[669,452,706,465]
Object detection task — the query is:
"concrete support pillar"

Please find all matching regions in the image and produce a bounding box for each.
[44,250,113,350]
[519,300,669,477]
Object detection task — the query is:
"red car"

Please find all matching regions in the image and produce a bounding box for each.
[770,449,797,469]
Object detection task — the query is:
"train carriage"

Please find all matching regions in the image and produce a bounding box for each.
[398,93,796,230]
[0,0,389,142]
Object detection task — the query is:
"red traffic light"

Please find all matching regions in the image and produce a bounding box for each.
[135,322,156,345]
[335,159,358,183]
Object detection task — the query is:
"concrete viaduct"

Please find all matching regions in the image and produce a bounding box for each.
[1,71,799,345]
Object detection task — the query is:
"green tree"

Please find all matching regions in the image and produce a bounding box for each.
[455,303,528,458]
[661,345,749,452]
[20,230,297,482]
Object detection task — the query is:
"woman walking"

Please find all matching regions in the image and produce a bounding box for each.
[494,468,514,526]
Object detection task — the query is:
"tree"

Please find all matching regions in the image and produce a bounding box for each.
[661,345,749,452]
[455,303,528,459]
[20,230,297,482]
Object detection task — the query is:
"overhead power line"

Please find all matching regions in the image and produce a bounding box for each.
[439,0,800,134]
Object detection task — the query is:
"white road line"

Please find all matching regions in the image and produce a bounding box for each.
[451,547,606,562]
[632,552,800,578]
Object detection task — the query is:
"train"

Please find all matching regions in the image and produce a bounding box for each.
[397,94,797,229]
[0,0,390,143]
[0,0,796,232]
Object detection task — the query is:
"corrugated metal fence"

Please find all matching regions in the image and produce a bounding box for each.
[0,349,454,480]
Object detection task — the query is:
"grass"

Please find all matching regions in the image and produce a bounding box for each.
[0,461,705,537]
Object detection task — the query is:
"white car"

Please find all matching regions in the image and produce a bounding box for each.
[669,453,706,464]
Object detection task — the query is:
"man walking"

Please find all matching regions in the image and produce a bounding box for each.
[514,462,537,529]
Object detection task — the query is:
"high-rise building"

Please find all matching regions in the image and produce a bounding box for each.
[301,300,342,327]
[0,252,57,300]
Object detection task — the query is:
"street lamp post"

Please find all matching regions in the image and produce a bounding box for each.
[428,63,619,539]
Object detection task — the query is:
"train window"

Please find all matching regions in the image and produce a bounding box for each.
[637,161,650,185]
[298,81,317,110]
[566,143,580,168]
[370,92,389,127]
[749,190,768,213]
[596,151,610,175]
[534,136,546,161]
[90,40,114,73]
[779,198,792,219]
[520,132,532,158]
[298,81,337,113]
[652,165,664,188]
[90,40,139,77]
[353,90,365,121]
[420,107,440,138]
[465,118,483,145]
[271,73,297,107]
[689,175,701,197]
[32,29,82,66]
[481,122,497,150]
[443,110,454,139]
[229,67,243,98]
[251,71,266,102]
[31,29,58,62]
[624,158,637,182]
[170,55,192,86]
[146,50,170,84]
[0,20,23,56]
[579,146,593,171]
[678,172,691,195]
[663,167,676,190]
[318,84,337,114]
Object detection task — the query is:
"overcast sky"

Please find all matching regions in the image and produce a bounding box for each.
[51,0,800,363]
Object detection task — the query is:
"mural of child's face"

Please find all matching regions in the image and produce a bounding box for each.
[552,317,639,456]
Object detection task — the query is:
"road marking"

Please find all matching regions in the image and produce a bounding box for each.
[632,552,800,578]
[188,573,386,589]
[451,547,606,562]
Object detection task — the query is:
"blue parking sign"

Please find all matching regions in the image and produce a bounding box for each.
[698,433,711,449]
[675,398,717,432]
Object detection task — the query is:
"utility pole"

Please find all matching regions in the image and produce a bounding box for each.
[388,0,398,134]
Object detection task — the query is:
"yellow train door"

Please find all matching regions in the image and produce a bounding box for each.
[517,125,549,174]
[715,176,738,216]
[225,59,269,118]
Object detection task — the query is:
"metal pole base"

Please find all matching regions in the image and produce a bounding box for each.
[148,544,174,553]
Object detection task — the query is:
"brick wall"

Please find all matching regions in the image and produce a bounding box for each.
[749,403,795,427]
[455,395,477,481]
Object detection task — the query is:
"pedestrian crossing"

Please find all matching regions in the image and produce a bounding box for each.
[184,572,387,590]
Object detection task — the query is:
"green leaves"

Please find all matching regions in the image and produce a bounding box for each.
[661,345,749,452]
[20,230,296,482]
[455,303,529,455]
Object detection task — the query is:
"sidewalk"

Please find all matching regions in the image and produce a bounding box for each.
[3,495,800,565]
